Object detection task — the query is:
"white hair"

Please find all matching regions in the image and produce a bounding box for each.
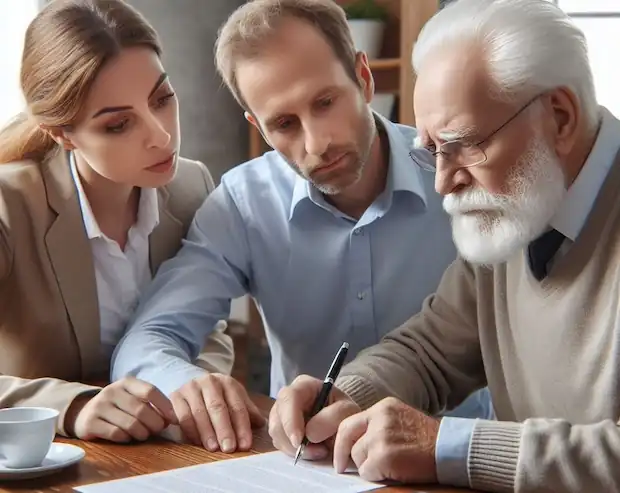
[412,0,599,131]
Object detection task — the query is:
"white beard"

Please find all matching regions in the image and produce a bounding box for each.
[443,135,567,265]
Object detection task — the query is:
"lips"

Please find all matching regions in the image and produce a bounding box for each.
[148,152,175,169]
[145,152,177,175]
[313,152,348,174]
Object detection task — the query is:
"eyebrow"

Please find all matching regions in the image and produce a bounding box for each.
[91,72,169,119]
[438,126,478,142]
[412,134,425,148]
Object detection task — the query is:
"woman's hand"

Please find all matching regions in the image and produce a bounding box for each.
[65,376,177,442]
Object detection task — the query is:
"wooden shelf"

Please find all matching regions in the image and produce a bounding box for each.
[369,58,401,70]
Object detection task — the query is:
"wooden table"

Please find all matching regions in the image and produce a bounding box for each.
[0,394,476,493]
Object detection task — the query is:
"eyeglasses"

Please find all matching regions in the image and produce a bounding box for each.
[409,94,542,172]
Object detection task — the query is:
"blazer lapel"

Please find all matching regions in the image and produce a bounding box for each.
[42,149,101,378]
[149,186,184,275]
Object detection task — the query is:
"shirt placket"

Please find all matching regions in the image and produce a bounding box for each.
[348,224,376,348]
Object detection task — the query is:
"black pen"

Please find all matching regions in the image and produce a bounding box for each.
[294,341,349,465]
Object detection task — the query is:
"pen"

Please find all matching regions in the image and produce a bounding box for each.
[294,341,349,465]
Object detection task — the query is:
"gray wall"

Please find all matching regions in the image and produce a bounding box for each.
[127,0,248,182]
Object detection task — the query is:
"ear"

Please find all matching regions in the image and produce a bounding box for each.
[355,52,375,104]
[244,111,271,148]
[244,111,256,127]
[545,87,580,158]
[39,124,76,150]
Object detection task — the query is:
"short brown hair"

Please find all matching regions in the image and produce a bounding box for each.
[215,0,358,111]
[0,0,161,164]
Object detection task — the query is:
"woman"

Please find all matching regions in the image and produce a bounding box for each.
[0,0,233,443]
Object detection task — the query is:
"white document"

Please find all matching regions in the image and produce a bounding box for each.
[73,451,384,493]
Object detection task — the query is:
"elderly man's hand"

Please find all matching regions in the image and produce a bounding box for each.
[269,375,361,460]
[333,397,440,484]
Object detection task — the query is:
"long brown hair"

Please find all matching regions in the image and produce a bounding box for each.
[0,0,162,164]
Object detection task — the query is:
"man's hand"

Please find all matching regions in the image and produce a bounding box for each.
[170,373,266,453]
[269,375,361,461]
[333,397,440,484]
[66,377,177,442]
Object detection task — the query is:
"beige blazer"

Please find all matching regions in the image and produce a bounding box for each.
[0,148,233,435]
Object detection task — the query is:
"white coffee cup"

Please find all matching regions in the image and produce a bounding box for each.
[0,407,59,468]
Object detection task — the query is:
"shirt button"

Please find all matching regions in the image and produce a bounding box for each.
[357,291,366,300]
[353,228,363,236]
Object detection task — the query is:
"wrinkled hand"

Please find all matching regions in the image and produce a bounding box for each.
[269,375,361,461]
[66,376,177,442]
[334,397,440,484]
[170,373,266,452]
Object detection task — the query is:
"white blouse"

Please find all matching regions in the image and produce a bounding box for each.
[70,154,159,360]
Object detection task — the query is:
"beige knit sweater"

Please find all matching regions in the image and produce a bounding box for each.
[336,152,620,493]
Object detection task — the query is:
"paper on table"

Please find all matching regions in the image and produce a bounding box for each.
[73,451,385,493]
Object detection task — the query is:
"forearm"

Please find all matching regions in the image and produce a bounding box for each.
[0,375,100,436]
[119,325,236,393]
[337,303,484,414]
[113,185,251,396]
[111,328,208,397]
[467,418,620,493]
[335,332,446,412]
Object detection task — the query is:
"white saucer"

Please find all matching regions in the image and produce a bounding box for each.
[0,443,85,481]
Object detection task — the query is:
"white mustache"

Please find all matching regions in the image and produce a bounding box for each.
[443,188,516,215]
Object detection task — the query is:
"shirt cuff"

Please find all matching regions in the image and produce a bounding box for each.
[140,360,208,397]
[435,416,476,488]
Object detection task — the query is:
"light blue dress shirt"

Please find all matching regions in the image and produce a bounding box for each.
[111,114,493,419]
[435,107,620,488]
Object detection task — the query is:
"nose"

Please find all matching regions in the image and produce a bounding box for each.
[434,157,471,196]
[304,121,331,158]
[145,113,171,149]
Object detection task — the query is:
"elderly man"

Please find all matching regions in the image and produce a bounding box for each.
[269,1,620,492]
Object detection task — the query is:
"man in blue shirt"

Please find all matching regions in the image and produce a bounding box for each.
[111,0,493,453]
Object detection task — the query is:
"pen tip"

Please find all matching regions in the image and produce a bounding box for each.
[294,447,302,465]
[342,342,349,349]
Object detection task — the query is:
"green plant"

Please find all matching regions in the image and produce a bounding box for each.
[341,0,389,21]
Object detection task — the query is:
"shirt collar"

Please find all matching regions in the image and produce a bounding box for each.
[551,106,620,241]
[288,111,428,220]
[69,152,159,240]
